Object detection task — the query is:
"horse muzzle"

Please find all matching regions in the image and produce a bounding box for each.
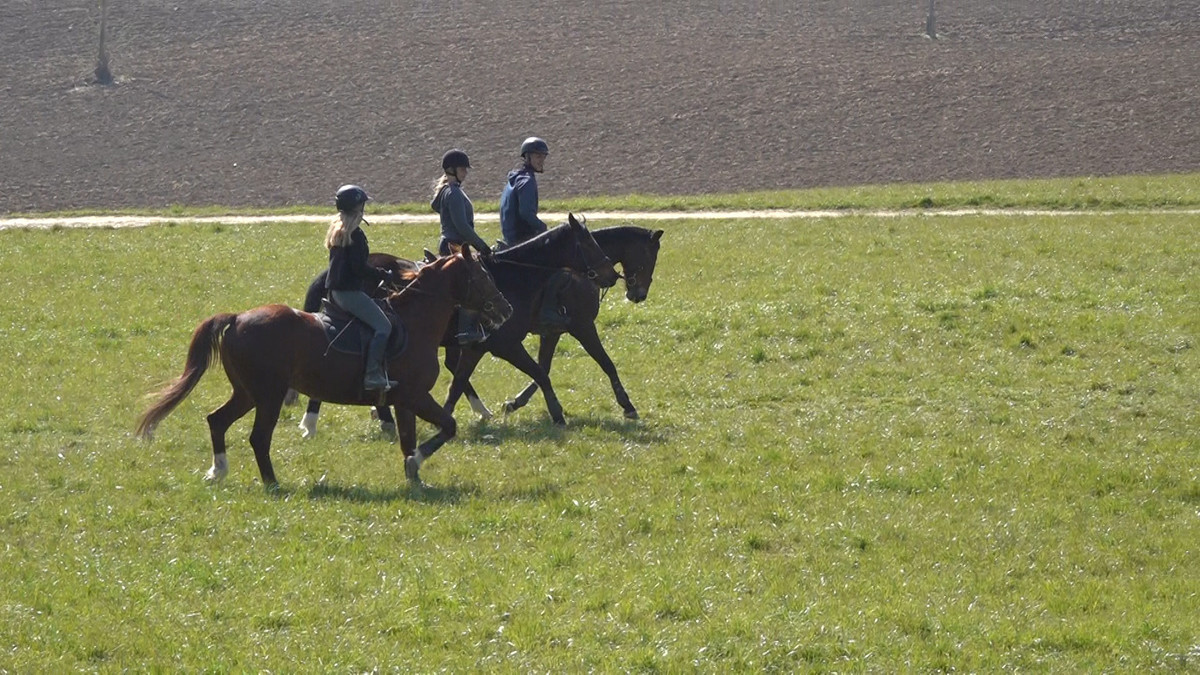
[481,298,514,329]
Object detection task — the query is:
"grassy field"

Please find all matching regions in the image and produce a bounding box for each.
[0,192,1197,669]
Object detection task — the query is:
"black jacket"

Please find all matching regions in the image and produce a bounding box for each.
[326,228,387,290]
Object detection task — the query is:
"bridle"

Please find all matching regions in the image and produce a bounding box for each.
[385,255,500,314]
[492,234,621,288]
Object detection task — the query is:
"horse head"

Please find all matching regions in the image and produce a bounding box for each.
[451,244,512,330]
[564,213,620,288]
[613,227,663,303]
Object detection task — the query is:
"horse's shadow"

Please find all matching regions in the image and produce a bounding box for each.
[466,413,674,446]
[304,480,474,504]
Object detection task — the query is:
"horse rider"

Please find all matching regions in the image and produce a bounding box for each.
[431,148,491,344]
[499,136,570,331]
[324,184,397,393]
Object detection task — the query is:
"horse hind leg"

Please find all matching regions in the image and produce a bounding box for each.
[372,405,398,439]
[248,392,287,487]
[299,398,322,439]
[206,388,253,482]
[465,382,493,420]
[506,333,561,414]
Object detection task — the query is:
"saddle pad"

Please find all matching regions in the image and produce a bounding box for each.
[314,299,407,357]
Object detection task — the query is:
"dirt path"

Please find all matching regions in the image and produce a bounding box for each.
[2,209,1198,231]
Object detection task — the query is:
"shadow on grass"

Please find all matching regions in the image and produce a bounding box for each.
[304,480,475,504]
[465,413,674,446]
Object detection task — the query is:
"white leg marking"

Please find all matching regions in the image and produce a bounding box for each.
[205,454,229,482]
[467,393,493,420]
[299,412,318,439]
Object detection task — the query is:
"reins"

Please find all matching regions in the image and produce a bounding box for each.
[490,237,622,286]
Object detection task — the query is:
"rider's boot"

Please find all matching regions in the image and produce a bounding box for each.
[537,290,570,332]
[456,309,487,345]
[363,331,397,392]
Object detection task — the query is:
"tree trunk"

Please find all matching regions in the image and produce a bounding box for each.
[95,0,114,85]
[925,0,937,39]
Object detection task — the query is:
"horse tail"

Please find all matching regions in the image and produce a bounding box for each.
[136,313,237,439]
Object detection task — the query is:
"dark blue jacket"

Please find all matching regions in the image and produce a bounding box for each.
[499,166,548,245]
[326,228,386,290]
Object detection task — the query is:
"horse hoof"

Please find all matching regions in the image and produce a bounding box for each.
[205,455,229,482]
[380,422,397,440]
[404,455,421,485]
[503,400,518,415]
[624,409,639,420]
[552,416,567,427]
[468,396,493,420]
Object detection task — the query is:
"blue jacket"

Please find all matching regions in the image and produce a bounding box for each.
[499,166,548,245]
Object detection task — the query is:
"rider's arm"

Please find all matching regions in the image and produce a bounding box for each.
[444,187,491,252]
[349,232,388,283]
[515,176,549,233]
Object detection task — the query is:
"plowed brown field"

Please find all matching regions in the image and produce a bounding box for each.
[2,0,1197,213]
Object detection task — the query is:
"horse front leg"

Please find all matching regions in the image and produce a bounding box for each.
[574,322,638,419]
[402,392,458,487]
[506,333,561,414]
[441,344,490,420]
[492,343,565,425]
[393,406,417,458]
[443,347,486,416]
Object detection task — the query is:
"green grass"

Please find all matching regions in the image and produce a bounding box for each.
[13,172,1200,219]
[0,196,1197,669]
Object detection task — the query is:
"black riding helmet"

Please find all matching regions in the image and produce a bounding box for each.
[335,184,370,212]
[441,149,471,172]
[520,137,549,157]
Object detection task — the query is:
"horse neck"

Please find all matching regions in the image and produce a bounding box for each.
[592,226,641,267]
[388,268,460,344]
[497,227,574,266]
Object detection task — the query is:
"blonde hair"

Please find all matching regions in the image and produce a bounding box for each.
[324,211,361,249]
[431,172,455,202]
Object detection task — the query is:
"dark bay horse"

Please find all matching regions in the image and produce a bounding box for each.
[293,214,618,436]
[137,248,511,487]
[498,225,663,419]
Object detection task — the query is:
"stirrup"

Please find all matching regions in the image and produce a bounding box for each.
[456,328,488,345]
[363,377,397,393]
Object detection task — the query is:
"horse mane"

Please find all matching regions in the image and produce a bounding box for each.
[592,225,653,240]
[396,267,420,284]
[495,222,569,257]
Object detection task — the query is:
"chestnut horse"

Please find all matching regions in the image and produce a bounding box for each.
[136,248,511,487]
[294,214,618,439]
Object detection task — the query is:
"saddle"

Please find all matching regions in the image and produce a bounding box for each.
[313,297,407,358]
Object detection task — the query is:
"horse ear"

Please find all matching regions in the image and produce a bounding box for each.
[652,229,664,242]
[567,213,580,227]
[423,248,437,262]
